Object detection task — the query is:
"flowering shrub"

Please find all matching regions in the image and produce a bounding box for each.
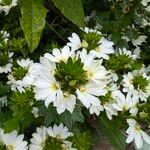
[0,0,150,149]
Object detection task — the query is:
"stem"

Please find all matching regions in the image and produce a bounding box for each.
[46,21,67,43]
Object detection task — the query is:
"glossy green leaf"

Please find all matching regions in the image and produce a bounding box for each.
[98,116,126,150]
[52,0,85,27]
[20,0,47,52]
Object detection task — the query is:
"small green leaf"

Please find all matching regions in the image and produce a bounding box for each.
[20,0,47,52]
[3,116,20,132]
[98,116,126,150]
[52,0,85,27]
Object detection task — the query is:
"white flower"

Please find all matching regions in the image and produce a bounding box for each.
[0,0,17,15]
[34,77,62,108]
[31,107,39,118]
[7,74,25,93]
[0,52,13,74]
[76,82,106,109]
[44,46,74,63]
[61,141,77,150]
[107,70,118,82]
[121,35,130,42]
[2,131,28,150]
[17,58,33,68]
[79,49,108,86]
[67,33,82,50]
[85,60,108,85]
[30,127,47,150]
[82,27,101,35]
[132,48,141,60]
[132,35,147,46]
[141,0,150,6]
[126,119,150,149]
[0,96,7,106]
[103,102,118,120]
[90,37,114,60]
[53,91,76,114]
[112,91,138,116]
[122,70,150,101]
[85,10,96,23]
[34,56,76,113]
[0,30,10,44]
[47,123,73,140]
[145,5,150,12]
[89,103,104,116]
[7,58,34,93]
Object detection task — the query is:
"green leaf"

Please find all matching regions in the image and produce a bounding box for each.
[52,0,85,27]
[98,116,126,150]
[3,116,20,132]
[59,106,84,129]
[20,0,47,52]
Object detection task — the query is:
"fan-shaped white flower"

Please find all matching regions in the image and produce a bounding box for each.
[17,58,33,68]
[90,37,114,60]
[132,35,147,46]
[0,52,13,74]
[76,82,106,109]
[115,47,141,60]
[31,107,39,118]
[89,103,104,116]
[30,127,47,150]
[34,48,108,114]
[67,33,82,50]
[107,70,118,82]
[103,102,118,120]
[122,70,150,101]
[79,49,108,86]
[44,46,75,63]
[7,58,34,93]
[85,60,108,85]
[126,119,150,149]
[0,30,10,44]
[2,131,28,150]
[112,91,138,115]
[0,0,17,15]
[141,0,150,6]
[82,27,101,35]
[61,140,77,150]
[34,77,62,108]
[0,96,7,106]
[47,124,73,140]
[53,91,76,114]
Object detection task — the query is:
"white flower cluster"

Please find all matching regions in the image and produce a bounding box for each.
[0,129,28,150]
[1,27,150,149]
[7,58,38,93]
[30,124,75,150]
[0,30,13,74]
[0,52,13,74]
[0,124,75,150]
[0,0,17,15]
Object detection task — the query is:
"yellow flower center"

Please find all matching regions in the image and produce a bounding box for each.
[79,86,86,92]
[50,83,60,91]
[135,124,141,132]
[7,145,14,150]
[81,40,88,48]
[95,46,101,52]
[87,71,94,79]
